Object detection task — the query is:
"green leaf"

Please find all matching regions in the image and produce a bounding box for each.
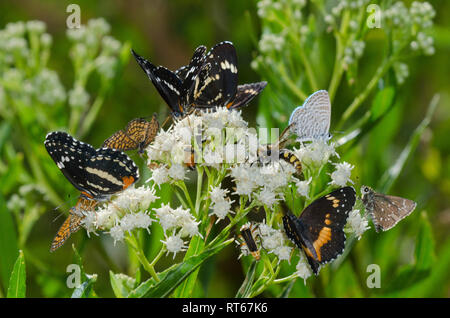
[370,86,396,121]
[7,250,26,298]
[414,211,435,271]
[71,274,98,298]
[235,261,257,298]
[172,235,205,297]
[0,193,19,293]
[110,271,137,298]
[379,94,440,192]
[385,212,435,293]
[128,238,233,298]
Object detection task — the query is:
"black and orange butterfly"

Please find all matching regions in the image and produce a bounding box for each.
[132,41,267,118]
[282,187,356,275]
[103,114,159,154]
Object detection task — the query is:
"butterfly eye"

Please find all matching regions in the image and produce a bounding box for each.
[362,187,369,194]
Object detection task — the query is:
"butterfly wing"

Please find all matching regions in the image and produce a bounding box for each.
[45,132,139,200]
[176,45,207,87]
[297,186,356,274]
[289,90,331,142]
[189,41,238,108]
[45,131,97,194]
[102,129,138,151]
[228,82,267,109]
[364,191,417,232]
[83,147,139,200]
[132,49,184,116]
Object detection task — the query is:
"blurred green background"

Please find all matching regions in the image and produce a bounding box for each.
[0,0,449,297]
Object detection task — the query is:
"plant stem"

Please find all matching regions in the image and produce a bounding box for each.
[126,235,160,282]
[339,55,396,128]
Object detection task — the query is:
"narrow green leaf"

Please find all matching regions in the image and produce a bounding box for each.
[0,193,19,293]
[129,238,233,298]
[7,250,26,298]
[110,271,137,298]
[172,235,205,297]
[235,261,257,298]
[71,274,98,298]
[379,94,440,192]
[414,211,435,271]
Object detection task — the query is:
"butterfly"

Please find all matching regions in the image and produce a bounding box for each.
[361,185,417,232]
[102,114,159,154]
[256,124,302,175]
[289,90,332,142]
[44,131,140,201]
[132,41,267,117]
[50,196,98,252]
[282,186,356,275]
[236,222,261,261]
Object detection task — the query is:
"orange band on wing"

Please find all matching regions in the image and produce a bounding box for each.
[312,226,332,262]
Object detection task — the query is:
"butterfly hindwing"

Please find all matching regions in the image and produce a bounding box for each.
[229,82,267,109]
[289,90,331,142]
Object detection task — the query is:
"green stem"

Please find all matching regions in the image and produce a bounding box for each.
[150,245,166,267]
[78,83,108,138]
[125,235,160,282]
[339,55,396,128]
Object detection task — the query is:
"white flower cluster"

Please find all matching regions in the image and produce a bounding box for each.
[384,1,435,56]
[345,209,370,240]
[293,140,338,168]
[209,186,234,221]
[81,186,158,243]
[259,222,292,263]
[329,162,354,187]
[147,108,255,174]
[259,32,285,53]
[153,203,201,258]
[343,41,365,68]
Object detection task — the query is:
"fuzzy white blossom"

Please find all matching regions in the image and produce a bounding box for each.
[346,209,370,240]
[295,177,312,198]
[295,253,312,283]
[329,162,354,186]
[148,165,170,187]
[161,234,187,259]
[294,140,337,167]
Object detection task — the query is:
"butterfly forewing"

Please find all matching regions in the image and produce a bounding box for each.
[190,41,238,108]
[289,90,331,142]
[132,50,184,116]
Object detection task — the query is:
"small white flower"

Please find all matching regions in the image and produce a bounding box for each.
[179,219,201,238]
[149,165,169,187]
[168,164,186,181]
[153,203,178,233]
[210,199,233,221]
[109,224,124,245]
[256,187,279,208]
[81,211,97,237]
[294,140,337,167]
[209,186,229,204]
[295,177,312,198]
[296,254,312,284]
[161,234,187,259]
[272,245,292,263]
[329,162,354,187]
[346,209,370,240]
